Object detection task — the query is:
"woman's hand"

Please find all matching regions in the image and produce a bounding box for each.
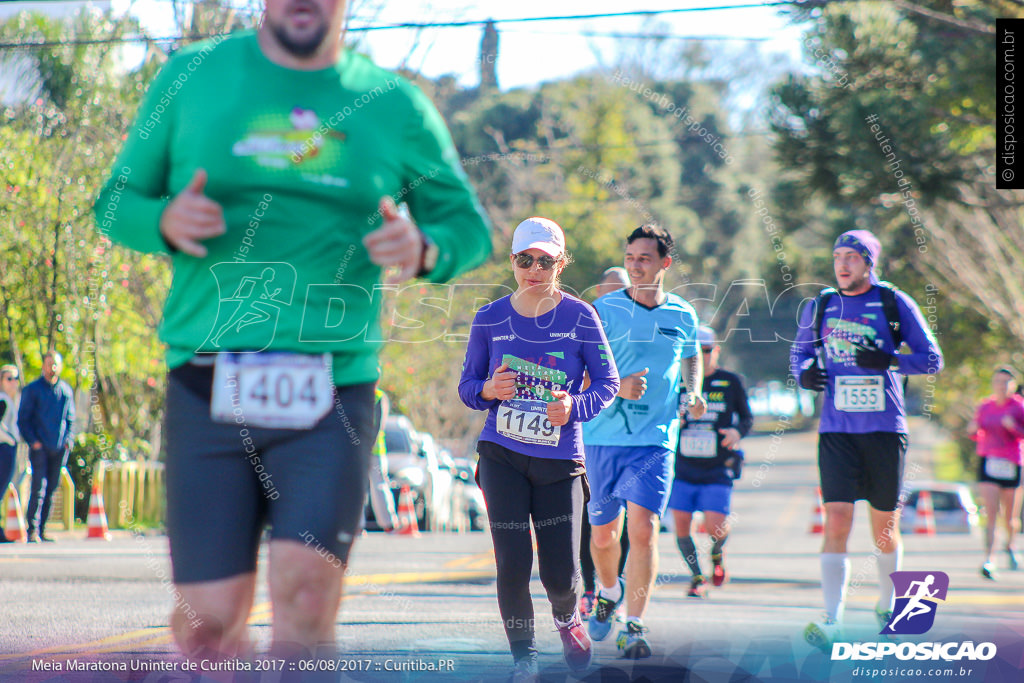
[547,390,572,426]
[481,362,518,401]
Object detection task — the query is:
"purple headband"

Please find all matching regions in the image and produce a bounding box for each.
[834,230,881,284]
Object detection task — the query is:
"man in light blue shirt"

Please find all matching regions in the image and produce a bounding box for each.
[583,225,705,658]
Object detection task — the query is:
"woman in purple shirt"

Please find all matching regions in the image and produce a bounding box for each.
[459,217,618,681]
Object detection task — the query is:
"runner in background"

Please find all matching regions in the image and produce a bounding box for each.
[368,387,400,532]
[968,366,1024,579]
[669,326,752,598]
[791,230,943,652]
[580,266,631,619]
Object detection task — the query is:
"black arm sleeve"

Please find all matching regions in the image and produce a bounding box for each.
[733,377,754,439]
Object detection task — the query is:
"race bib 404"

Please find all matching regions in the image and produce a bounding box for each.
[211,352,333,429]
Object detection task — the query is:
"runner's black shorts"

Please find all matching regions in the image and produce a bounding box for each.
[818,432,908,512]
[977,456,1023,489]
[164,362,373,584]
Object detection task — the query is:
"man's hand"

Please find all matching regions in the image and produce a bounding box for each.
[1003,414,1021,432]
[363,197,424,285]
[685,393,707,420]
[719,427,741,449]
[482,363,517,401]
[547,390,572,426]
[854,341,894,371]
[159,169,226,258]
[618,368,649,400]
[31,441,42,450]
[799,366,828,392]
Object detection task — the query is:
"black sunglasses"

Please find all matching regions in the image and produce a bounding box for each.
[513,253,559,270]
[700,347,714,353]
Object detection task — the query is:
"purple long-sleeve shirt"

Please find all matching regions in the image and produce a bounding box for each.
[459,293,619,459]
[790,285,943,434]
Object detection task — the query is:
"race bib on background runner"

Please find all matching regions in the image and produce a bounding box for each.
[211,352,333,429]
[984,457,1018,481]
[834,375,884,412]
[680,428,717,457]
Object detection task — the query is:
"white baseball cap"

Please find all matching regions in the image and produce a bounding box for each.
[511,217,565,258]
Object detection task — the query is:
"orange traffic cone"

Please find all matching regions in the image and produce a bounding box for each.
[395,485,420,537]
[3,485,26,542]
[86,483,111,540]
[914,490,936,536]
[809,487,825,534]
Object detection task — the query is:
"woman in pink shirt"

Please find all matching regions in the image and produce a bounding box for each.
[968,366,1024,579]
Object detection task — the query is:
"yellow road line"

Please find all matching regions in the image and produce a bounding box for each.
[777,487,807,530]
[0,565,493,662]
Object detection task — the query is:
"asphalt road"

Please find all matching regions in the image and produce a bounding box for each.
[1,418,1022,682]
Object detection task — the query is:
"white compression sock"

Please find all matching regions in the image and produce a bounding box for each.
[877,547,902,611]
[598,579,623,603]
[821,553,850,622]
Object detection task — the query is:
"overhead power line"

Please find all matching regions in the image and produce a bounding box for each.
[0,2,811,49]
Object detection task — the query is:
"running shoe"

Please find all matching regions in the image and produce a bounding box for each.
[804,616,841,654]
[616,621,652,660]
[588,577,625,642]
[711,559,727,587]
[1007,547,1021,571]
[687,575,707,599]
[556,613,592,672]
[511,655,538,683]
[579,591,595,620]
[981,562,996,580]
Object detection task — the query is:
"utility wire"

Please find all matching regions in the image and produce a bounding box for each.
[0,2,812,49]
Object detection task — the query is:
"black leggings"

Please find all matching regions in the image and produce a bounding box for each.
[476,441,586,658]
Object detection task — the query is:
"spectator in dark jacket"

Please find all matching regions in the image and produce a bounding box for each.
[18,352,75,542]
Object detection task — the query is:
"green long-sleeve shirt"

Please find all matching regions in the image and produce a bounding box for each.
[95,31,491,385]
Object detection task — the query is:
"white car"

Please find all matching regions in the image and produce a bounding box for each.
[384,416,454,532]
[898,481,979,534]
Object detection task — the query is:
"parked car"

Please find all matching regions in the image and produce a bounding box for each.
[451,457,488,532]
[898,481,979,534]
[377,416,454,532]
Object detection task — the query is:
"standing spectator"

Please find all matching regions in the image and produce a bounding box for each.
[17,353,75,543]
[968,366,1024,579]
[0,364,22,543]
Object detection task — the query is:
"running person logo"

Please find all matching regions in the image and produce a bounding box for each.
[199,263,297,352]
[880,571,949,635]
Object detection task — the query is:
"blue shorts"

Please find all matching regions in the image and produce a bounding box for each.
[585,445,674,526]
[667,479,733,516]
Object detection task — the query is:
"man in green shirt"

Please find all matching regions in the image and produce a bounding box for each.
[95,0,490,667]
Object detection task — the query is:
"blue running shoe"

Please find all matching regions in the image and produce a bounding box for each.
[587,577,625,642]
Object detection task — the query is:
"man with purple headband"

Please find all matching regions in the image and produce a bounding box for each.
[791,230,943,651]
